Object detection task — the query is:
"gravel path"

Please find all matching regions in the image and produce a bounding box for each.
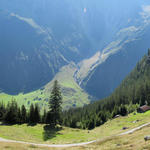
[119,122,150,136]
[0,137,97,148]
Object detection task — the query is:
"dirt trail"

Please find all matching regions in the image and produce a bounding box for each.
[0,137,97,148]
[119,122,150,136]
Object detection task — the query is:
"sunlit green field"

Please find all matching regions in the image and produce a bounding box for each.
[0,124,94,144]
[0,89,49,111]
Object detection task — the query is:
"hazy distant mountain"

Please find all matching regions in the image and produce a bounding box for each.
[0,11,69,94]
[0,0,150,106]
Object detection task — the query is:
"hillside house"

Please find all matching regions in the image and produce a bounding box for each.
[137,105,150,113]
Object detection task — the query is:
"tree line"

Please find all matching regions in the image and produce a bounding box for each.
[0,101,41,124]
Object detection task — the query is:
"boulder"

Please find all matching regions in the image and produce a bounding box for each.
[122,127,128,130]
[115,115,120,118]
[144,136,150,141]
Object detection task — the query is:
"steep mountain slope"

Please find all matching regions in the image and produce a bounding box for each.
[0,11,69,94]
[1,0,148,60]
[112,50,150,106]
[75,4,150,99]
[82,27,150,99]
[62,50,150,129]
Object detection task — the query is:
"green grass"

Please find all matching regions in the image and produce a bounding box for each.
[91,110,150,139]
[88,121,150,150]
[0,111,150,145]
[0,142,53,150]
[0,90,49,111]
[0,124,94,144]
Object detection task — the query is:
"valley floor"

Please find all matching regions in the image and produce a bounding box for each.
[1,111,150,149]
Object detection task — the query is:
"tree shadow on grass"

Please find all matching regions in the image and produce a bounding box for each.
[0,122,21,126]
[43,125,63,141]
[0,122,14,126]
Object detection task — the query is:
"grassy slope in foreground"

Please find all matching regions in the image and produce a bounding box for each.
[1,123,150,150]
[1,111,150,146]
[0,63,91,110]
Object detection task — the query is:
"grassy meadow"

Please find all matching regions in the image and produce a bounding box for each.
[1,111,150,150]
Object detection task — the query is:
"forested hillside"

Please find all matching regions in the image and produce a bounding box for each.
[62,50,150,129]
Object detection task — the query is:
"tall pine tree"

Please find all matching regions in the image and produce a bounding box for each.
[29,104,35,124]
[21,105,27,123]
[34,104,40,123]
[48,80,62,127]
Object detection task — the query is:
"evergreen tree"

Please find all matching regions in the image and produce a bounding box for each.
[21,105,27,123]
[0,102,5,121]
[42,108,47,123]
[4,100,18,124]
[48,80,62,126]
[88,118,95,130]
[17,108,21,124]
[120,105,127,116]
[29,104,35,124]
[46,111,52,124]
[34,104,40,123]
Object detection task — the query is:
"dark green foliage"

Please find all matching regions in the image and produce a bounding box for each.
[42,108,47,123]
[0,102,6,121]
[48,80,62,126]
[21,105,27,123]
[17,108,21,124]
[120,105,127,116]
[88,118,95,130]
[46,111,52,124]
[29,104,35,124]
[4,100,19,124]
[28,103,41,124]
[0,100,47,125]
[34,104,40,123]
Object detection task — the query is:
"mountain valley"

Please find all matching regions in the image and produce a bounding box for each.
[1,0,150,108]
